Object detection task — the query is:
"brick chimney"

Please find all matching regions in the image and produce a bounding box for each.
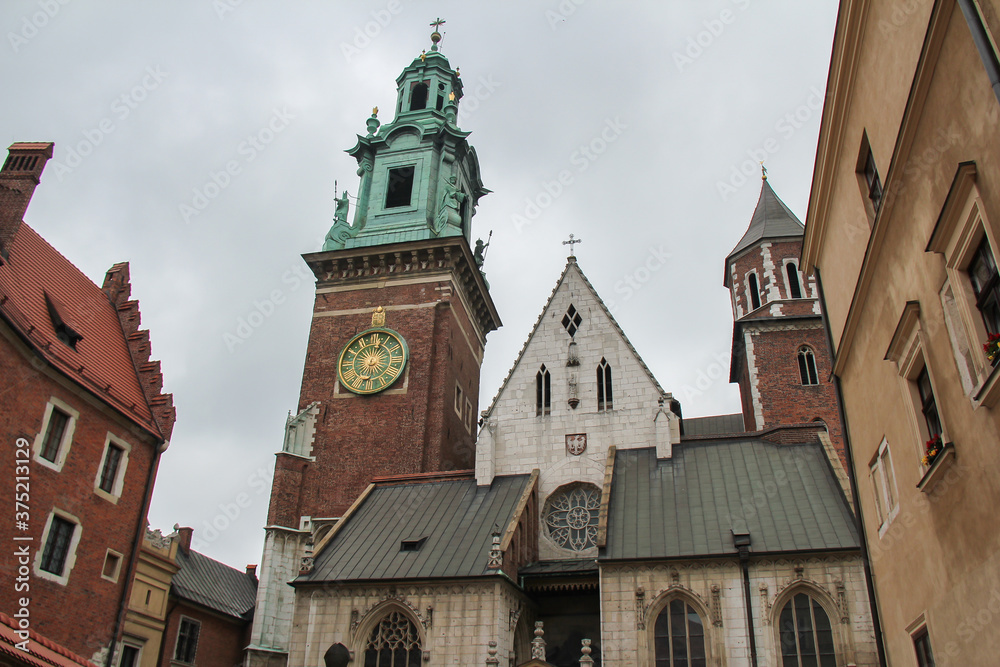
[175,526,193,552]
[246,564,257,578]
[0,142,53,262]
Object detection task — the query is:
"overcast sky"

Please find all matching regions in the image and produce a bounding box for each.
[2,1,839,569]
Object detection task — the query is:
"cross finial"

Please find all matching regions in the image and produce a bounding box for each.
[563,234,582,257]
[761,162,768,181]
[430,17,446,30]
[429,18,445,50]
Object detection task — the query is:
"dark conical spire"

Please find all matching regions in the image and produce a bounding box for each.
[727,179,804,261]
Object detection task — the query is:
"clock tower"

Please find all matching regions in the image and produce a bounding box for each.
[247,26,501,666]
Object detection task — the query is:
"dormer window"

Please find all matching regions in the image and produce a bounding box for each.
[400,536,427,552]
[409,82,429,111]
[44,293,83,350]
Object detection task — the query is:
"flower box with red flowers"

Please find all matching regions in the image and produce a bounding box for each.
[985,333,1000,366]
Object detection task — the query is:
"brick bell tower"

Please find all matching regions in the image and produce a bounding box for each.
[725,172,845,463]
[247,27,501,666]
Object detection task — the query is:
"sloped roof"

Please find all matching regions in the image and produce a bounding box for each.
[0,223,164,437]
[482,257,665,417]
[0,612,98,667]
[603,440,858,560]
[299,474,532,582]
[727,180,805,264]
[172,548,257,619]
[681,413,746,437]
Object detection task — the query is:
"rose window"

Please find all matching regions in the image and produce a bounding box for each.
[543,484,601,551]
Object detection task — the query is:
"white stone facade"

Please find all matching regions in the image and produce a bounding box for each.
[287,580,532,666]
[600,556,878,667]
[247,527,310,667]
[475,260,679,560]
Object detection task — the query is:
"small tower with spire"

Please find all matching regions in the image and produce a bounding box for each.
[724,174,846,463]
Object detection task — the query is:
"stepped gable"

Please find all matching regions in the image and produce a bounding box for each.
[103,262,176,440]
[0,223,172,439]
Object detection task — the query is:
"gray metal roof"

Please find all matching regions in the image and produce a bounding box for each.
[173,548,257,619]
[300,474,532,582]
[682,413,746,437]
[603,440,858,561]
[727,180,805,264]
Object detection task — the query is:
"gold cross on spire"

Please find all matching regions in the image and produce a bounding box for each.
[563,234,582,257]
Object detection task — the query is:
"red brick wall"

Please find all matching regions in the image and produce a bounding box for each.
[730,240,807,315]
[267,270,484,526]
[161,601,247,667]
[0,329,158,659]
[746,325,846,464]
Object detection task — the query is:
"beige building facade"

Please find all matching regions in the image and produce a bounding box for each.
[802,0,1000,663]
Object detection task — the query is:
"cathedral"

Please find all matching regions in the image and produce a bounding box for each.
[246,28,878,667]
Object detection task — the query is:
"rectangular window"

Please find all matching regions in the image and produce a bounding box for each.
[969,237,1000,335]
[102,550,123,582]
[454,384,463,417]
[916,367,942,439]
[119,645,140,667]
[913,628,935,667]
[40,407,70,462]
[870,439,899,532]
[40,515,75,576]
[99,443,124,493]
[863,149,883,214]
[385,166,415,208]
[174,617,200,664]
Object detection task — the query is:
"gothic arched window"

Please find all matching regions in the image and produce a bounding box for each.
[748,272,762,311]
[597,358,613,411]
[798,347,819,385]
[778,593,836,667]
[543,483,601,551]
[363,611,422,667]
[653,598,707,667]
[786,262,803,299]
[536,365,551,416]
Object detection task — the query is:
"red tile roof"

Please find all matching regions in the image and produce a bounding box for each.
[0,222,173,439]
[0,613,98,667]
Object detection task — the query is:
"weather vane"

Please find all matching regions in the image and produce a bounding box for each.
[563,234,582,256]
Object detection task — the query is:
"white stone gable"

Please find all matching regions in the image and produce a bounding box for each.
[476,258,679,485]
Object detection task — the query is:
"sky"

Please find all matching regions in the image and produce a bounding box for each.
[2,1,840,569]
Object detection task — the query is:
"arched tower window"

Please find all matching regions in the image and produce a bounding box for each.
[748,272,762,311]
[409,82,428,111]
[786,262,803,299]
[597,358,613,411]
[778,593,836,667]
[536,365,551,416]
[363,611,422,667]
[653,598,707,667]
[798,347,819,385]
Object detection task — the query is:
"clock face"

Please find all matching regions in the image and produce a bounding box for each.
[337,328,409,395]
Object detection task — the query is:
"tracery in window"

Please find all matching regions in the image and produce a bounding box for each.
[653,598,706,667]
[562,304,582,337]
[364,611,422,667]
[543,483,601,551]
[597,358,613,411]
[798,347,819,385]
[778,593,836,667]
[536,365,551,416]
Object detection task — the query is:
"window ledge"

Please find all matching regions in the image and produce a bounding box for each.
[917,443,957,493]
[973,360,1000,408]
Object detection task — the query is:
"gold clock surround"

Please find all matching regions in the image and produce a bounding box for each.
[337,327,409,395]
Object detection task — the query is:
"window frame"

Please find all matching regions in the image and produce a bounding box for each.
[173,616,201,664]
[746,271,762,311]
[102,548,124,583]
[856,132,883,224]
[32,397,79,472]
[785,260,804,299]
[797,346,819,385]
[869,438,900,536]
[117,641,142,667]
[34,509,82,585]
[926,161,1000,407]
[776,591,838,667]
[382,162,419,211]
[651,596,708,667]
[597,358,613,412]
[536,365,551,417]
[94,434,131,503]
